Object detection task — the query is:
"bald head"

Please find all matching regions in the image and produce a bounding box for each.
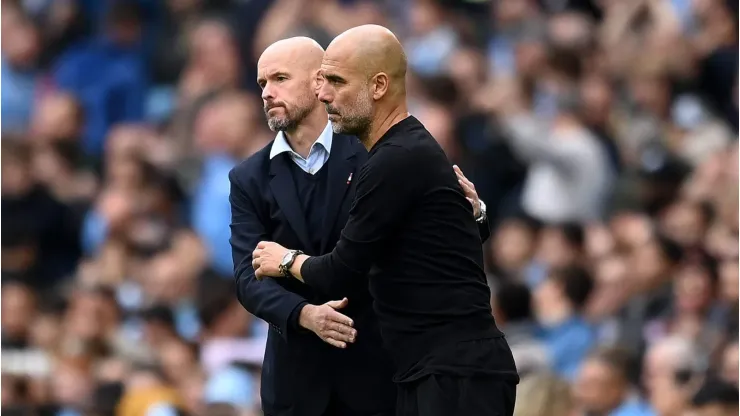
[325,25,407,94]
[259,36,324,73]
[317,25,409,142]
[257,37,325,132]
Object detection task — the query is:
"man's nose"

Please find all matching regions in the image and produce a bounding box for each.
[262,84,274,101]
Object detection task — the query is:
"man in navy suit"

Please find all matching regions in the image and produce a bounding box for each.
[228,37,490,416]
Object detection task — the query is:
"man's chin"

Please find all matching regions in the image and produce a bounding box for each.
[331,120,367,137]
[330,122,350,135]
[268,118,292,132]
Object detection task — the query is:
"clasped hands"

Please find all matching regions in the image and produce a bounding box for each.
[252,244,357,348]
[252,241,290,281]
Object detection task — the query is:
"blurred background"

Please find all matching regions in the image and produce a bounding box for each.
[0,0,737,415]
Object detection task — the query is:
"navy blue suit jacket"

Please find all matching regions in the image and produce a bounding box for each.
[228,133,491,416]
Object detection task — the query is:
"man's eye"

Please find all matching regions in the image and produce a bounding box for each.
[277,76,287,81]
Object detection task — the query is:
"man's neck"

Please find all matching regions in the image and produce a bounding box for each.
[360,102,409,151]
[284,109,328,158]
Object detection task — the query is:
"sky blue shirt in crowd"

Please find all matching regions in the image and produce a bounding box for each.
[203,365,255,409]
[538,315,596,380]
[611,398,656,416]
[1,60,37,134]
[192,154,240,277]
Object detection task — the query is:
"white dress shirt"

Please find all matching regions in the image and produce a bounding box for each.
[269,122,333,174]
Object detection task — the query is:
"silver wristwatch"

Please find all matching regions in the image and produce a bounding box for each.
[279,250,303,278]
[476,200,487,223]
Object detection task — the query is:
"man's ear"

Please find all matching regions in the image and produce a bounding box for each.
[313,69,324,91]
[372,72,389,100]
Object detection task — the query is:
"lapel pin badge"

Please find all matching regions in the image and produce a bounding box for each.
[347,173,353,185]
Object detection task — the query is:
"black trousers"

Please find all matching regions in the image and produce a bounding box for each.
[266,405,394,416]
[396,374,517,416]
[324,397,395,416]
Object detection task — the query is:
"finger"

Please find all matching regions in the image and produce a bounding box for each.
[453,165,474,188]
[455,171,466,185]
[327,320,357,338]
[323,337,347,349]
[326,297,349,310]
[252,248,261,259]
[466,197,476,207]
[257,241,267,249]
[326,309,354,327]
[458,173,475,190]
[459,179,475,196]
[453,165,471,184]
[324,329,355,344]
[326,312,357,335]
[454,170,469,185]
[254,267,262,281]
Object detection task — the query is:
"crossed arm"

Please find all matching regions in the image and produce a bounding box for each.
[252,162,489,285]
[229,170,358,348]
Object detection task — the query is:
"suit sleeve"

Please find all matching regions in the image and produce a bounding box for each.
[229,169,307,339]
[300,146,418,295]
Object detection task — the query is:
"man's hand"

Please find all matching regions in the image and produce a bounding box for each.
[299,298,357,349]
[453,165,481,218]
[252,241,289,280]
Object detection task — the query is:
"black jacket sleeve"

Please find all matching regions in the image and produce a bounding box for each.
[229,169,307,339]
[478,217,491,243]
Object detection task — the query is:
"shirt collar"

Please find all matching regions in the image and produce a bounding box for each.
[269,122,333,160]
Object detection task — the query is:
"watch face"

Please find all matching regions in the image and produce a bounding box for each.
[281,251,293,266]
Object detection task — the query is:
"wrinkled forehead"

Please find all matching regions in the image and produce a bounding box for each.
[258,47,309,78]
[322,40,369,75]
[320,57,366,82]
[258,53,290,76]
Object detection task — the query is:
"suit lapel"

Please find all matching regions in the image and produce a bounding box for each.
[320,134,362,252]
[269,154,314,250]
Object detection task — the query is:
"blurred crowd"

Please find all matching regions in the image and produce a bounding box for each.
[0,0,737,415]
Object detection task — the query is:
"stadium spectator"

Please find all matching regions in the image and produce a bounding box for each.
[514,372,573,416]
[573,346,653,416]
[492,280,550,376]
